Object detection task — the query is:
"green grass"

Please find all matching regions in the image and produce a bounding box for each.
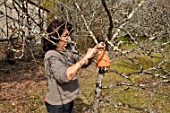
[0,45,170,113]
[93,50,169,113]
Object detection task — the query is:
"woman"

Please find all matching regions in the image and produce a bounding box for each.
[42,19,104,113]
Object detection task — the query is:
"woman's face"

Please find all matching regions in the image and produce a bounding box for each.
[57,29,70,49]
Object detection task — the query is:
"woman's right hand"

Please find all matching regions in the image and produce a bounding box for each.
[84,42,105,60]
[84,48,98,60]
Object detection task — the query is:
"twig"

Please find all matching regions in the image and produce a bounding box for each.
[101,98,150,113]
[74,1,98,44]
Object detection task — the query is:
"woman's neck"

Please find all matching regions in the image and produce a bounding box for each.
[56,46,65,51]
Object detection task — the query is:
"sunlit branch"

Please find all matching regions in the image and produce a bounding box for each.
[74,1,98,44]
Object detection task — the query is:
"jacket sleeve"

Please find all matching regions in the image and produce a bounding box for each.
[45,56,69,84]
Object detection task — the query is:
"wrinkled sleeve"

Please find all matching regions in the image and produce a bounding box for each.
[45,56,69,83]
[72,52,81,62]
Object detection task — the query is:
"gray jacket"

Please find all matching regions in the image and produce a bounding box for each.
[44,50,81,105]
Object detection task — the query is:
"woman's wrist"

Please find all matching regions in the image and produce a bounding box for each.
[78,57,88,67]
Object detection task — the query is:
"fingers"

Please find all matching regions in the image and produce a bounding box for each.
[99,42,104,45]
[85,42,105,60]
[95,42,105,50]
[88,48,98,55]
[85,48,97,59]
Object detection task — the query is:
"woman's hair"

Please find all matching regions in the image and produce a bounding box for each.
[42,19,73,52]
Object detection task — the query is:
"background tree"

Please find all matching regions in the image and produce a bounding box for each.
[0,0,169,112]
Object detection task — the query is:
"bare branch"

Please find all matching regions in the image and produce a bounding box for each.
[74,1,98,44]
[111,0,145,42]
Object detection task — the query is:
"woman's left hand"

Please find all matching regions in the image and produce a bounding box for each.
[95,42,105,50]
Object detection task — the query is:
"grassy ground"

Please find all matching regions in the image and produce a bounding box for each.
[0,55,170,113]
